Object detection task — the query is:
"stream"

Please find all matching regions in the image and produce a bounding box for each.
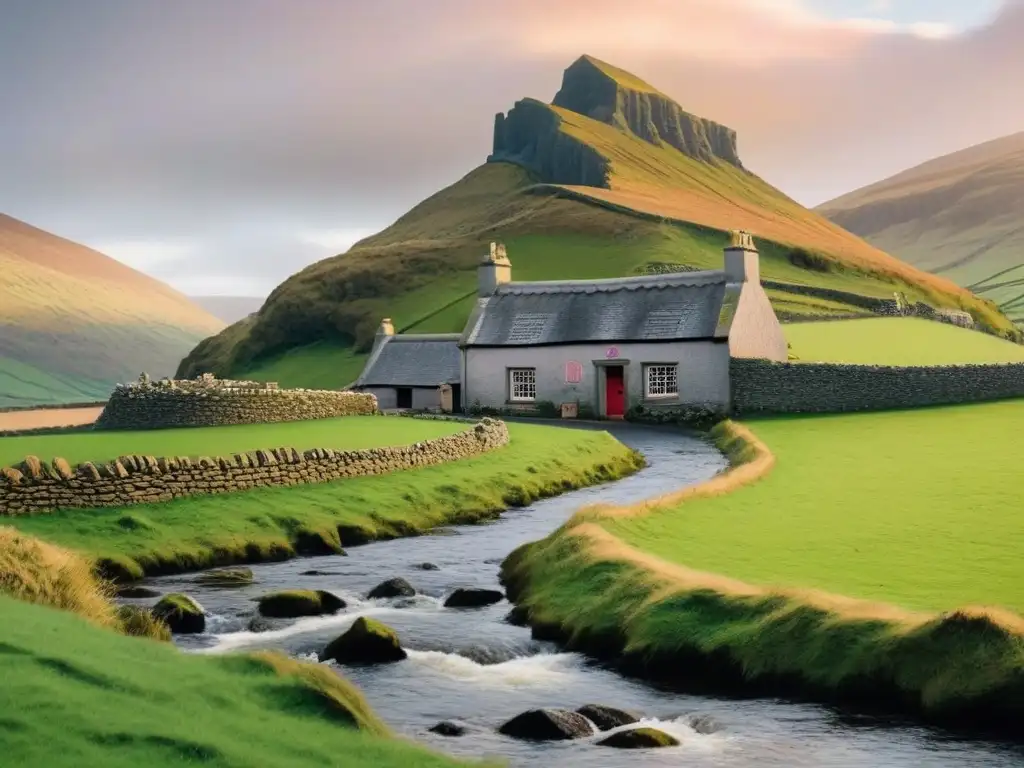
[126,422,1024,767]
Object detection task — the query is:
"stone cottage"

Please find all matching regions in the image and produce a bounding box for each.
[351,325,463,411]
[352,232,787,416]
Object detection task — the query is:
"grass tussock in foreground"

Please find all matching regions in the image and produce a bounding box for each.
[9,423,643,580]
[0,595,467,768]
[501,419,1024,732]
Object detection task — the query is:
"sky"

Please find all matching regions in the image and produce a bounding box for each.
[0,0,1019,297]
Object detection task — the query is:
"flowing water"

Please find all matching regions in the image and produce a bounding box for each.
[126,423,1024,767]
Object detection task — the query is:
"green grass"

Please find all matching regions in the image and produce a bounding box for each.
[241,340,367,389]
[9,423,642,579]
[0,415,466,467]
[0,356,110,409]
[0,595,464,768]
[785,317,1024,366]
[603,402,1024,614]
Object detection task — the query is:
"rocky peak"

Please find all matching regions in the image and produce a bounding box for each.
[552,55,742,167]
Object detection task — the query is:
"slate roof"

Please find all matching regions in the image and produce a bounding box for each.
[462,270,736,347]
[354,334,462,387]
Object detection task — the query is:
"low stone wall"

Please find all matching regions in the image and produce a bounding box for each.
[0,418,509,516]
[731,359,1024,414]
[95,374,377,430]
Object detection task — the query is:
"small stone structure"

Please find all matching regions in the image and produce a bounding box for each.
[731,359,1024,413]
[95,373,377,430]
[0,418,509,516]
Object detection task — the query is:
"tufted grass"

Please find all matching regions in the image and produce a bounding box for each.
[0,595,469,768]
[785,317,1024,366]
[0,415,467,467]
[8,422,643,580]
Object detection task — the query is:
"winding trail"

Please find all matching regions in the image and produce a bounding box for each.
[127,423,1023,767]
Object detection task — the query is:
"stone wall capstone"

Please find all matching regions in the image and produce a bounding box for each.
[730,359,1024,414]
[94,374,377,430]
[0,418,509,516]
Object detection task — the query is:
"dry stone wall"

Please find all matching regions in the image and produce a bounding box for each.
[731,359,1024,414]
[95,374,377,430]
[0,418,509,516]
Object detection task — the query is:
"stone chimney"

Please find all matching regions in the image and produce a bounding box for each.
[372,317,395,355]
[478,242,512,296]
[724,230,760,284]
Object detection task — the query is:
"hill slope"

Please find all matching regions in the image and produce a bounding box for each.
[816,132,1024,325]
[179,55,1015,384]
[0,214,224,408]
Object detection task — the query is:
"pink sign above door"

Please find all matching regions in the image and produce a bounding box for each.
[565,360,583,383]
[605,346,619,359]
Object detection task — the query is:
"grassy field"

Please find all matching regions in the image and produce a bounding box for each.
[501,411,1024,728]
[179,56,1016,382]
[243,340,367,389]
[0,597,464,768]
[785,317,1024,366]
[10,423,641,579]
[0,415,466,467]
[0,356,110,409]
[603,402,1024,614]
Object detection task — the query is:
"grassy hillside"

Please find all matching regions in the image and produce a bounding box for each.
[0,214,224,406]
[786,317,1024,366]
[178,57,1016,386]
[816,132,1024,325]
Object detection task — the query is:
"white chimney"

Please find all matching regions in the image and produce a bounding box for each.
[724,230,760,284]
[371,317,395,355]
[478,242,512,296]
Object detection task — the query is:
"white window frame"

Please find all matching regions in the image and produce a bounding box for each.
[508,368,537,402]
[644,364,678,399]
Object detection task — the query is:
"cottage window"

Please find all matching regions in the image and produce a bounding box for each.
[509,368,536,402]
[645,364,678,398]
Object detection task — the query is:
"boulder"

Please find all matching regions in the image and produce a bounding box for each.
[597,727,679,749]
[687,714,722,735]
[116,585,161,599]
[246,616,275,633]
[498,709,594,741]
[415,562,440,571]
[320,617,407,665]
[577,704,641,731]
[194,566,254,587]
[428,721,467,737]
[366,577,415,599]
[443,588,504,608]
[151,594,206,634]
[257,589,346,618]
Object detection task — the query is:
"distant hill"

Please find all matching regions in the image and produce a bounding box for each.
[189,296,265,325]
[179,55,1016,386]
[817,132,1024,326]
[0,214,224,408]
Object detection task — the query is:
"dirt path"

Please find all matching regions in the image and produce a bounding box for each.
[0,407,103,432]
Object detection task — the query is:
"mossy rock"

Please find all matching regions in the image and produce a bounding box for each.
[577,704,641,731]
[151,594,206,634]
[319,617,407,665]
[116,605,171,641]
[194,566,255,587]
[257,589,346,618]
[116,585,161,599]
[443,588,505,608]
[597,727,679,748]
[366,577,415,599]
[498,708,594,741]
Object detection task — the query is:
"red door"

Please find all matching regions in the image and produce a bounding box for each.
[605,366,625,418]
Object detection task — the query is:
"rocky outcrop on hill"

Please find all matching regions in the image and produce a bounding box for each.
[489,55,742,187]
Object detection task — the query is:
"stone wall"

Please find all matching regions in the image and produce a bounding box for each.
[730,359,1024,414]
[95,374,377,430]
[0,418,509,516]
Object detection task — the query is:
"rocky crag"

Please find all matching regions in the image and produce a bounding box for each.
[489,54,741,185]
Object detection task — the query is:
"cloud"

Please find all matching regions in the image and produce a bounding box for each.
[0,0,1020,295]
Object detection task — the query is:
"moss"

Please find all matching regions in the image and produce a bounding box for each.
[194,566,254,587]
[257,589,346,618]
[152,593,205,634]
[320,617,407,665]
[597,727,679,748]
